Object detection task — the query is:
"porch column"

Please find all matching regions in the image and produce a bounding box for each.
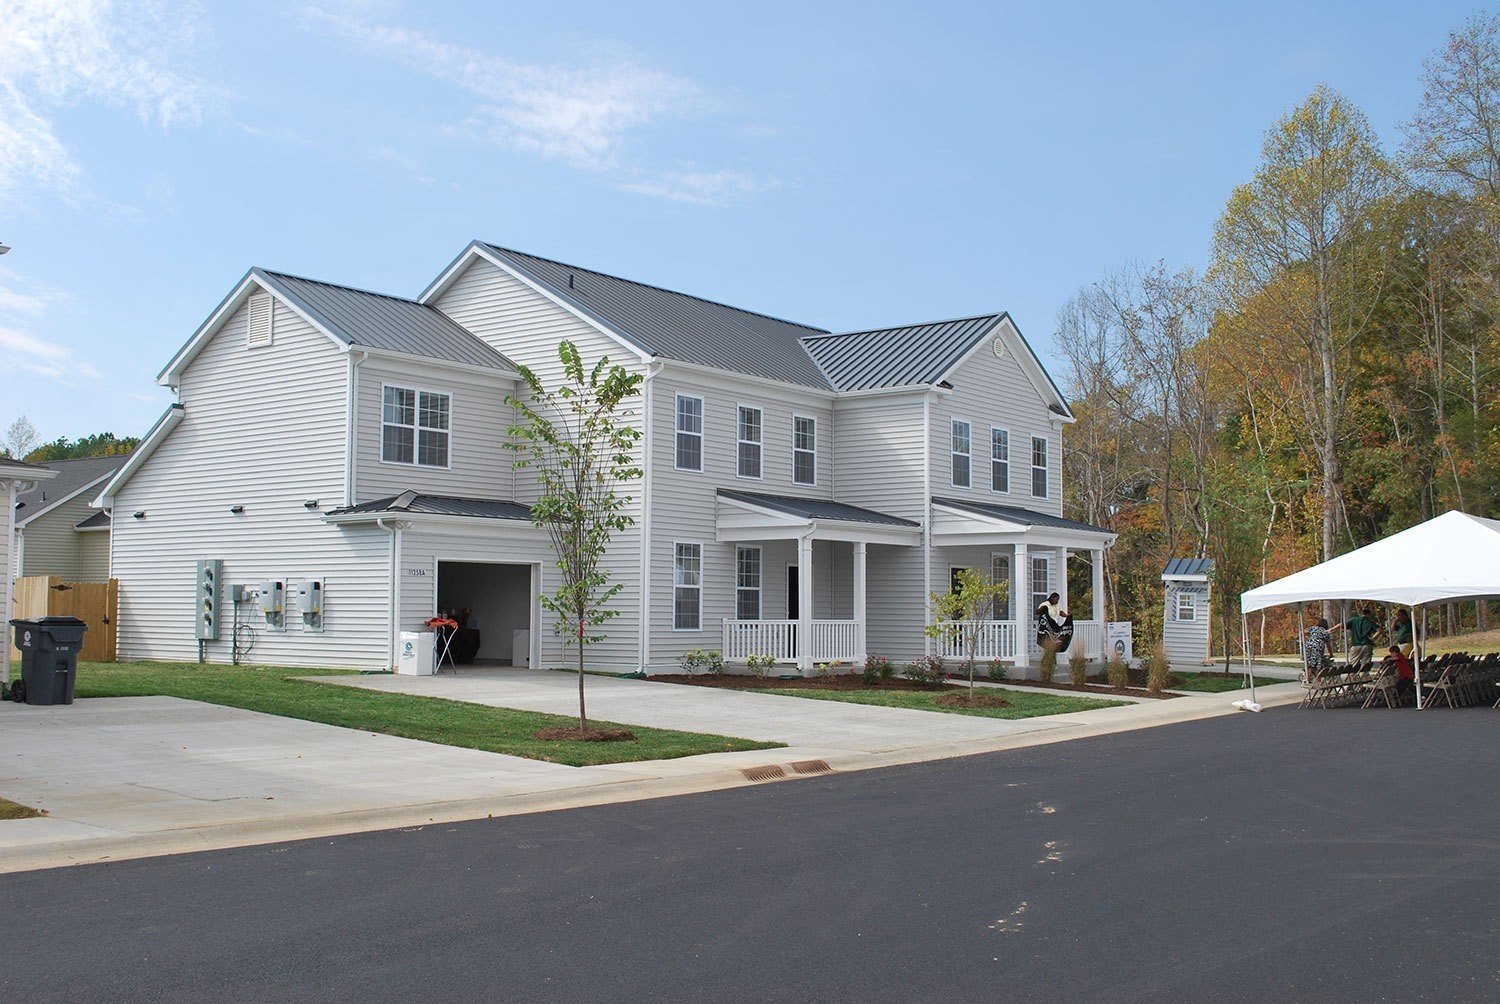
[1014,542,1030,671]
[1057,548,1069,613]
[853,541,868,664]
[1091,548,1106,624]
[797,534,814,672]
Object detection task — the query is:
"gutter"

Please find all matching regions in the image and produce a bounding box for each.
[376,517,404,670]
[637,360,662,674]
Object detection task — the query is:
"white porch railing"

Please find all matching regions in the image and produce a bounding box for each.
[933,620,1019,662]
[1072,620,1105,661]
[810,619,860,663]
[721,619,863,665]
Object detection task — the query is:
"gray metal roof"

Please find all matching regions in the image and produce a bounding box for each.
[1163,557,1214,578]
[256,270,518,372]
[482,245,834,387]
[801,314,1004,391]
[718,489,919,527]
[14,455,130,525]
[328,492,533,521]
[933,497,1113,535]
[75,510,112,530]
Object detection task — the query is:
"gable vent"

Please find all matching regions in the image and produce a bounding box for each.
[247,291,274,349]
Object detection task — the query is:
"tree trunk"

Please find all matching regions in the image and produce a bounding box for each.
[578,617,588,732]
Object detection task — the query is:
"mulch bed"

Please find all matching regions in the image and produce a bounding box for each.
[533,726,637,742]
[648,674,947,693]
[933,691,1013,709]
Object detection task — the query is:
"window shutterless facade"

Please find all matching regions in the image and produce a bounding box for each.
[991,427,1010,493]
[951,419,972,488]
[737,406,763,479]
[673,542,702,630]
[382,385,451,467]
[1031,435,1048,498]
[991,553,1012,619]
[735,545,762,619]
[792,415,817,486]
[1031,555,1051,615]
[675,395,704,471]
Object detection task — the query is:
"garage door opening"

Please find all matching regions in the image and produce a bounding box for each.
[435,561,535,667]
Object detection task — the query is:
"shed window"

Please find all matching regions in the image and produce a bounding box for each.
[1031,436,1048,498]
[674,542,702,630]
[676,395,703,471]
[951,420,971,488]
[736,545,762,620]
[382,386,450,467]
[737,406,762,479]
[1176,590,1197,622]
[991,428,1010,493]
[793,415,817,486]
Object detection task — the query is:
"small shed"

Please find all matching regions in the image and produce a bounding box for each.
[1162,558,1213,666]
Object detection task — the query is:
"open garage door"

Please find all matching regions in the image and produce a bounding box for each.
[435,561,536,667]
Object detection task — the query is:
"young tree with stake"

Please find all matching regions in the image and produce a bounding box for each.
[925,568,1009,697]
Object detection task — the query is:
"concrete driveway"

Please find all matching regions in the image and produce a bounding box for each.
[310,669,1092,752]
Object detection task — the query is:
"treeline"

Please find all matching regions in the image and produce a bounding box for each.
[2,417,138,462]
[1059,13,1500,656]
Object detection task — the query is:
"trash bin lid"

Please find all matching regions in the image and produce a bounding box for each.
[35,616,88,627]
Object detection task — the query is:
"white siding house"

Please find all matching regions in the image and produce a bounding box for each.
[102,241,1117,676]
[1162,558,1214,666]
[2,459,58,684]
[11,456,128,582]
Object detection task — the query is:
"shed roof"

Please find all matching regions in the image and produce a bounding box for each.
[327,492,533,521]
[14,455,129,526]
[801,314,1004,391]
[932,497,1114,536]
[75,510,112,530]
[717,489,919,527]
[1163,557,1214,578]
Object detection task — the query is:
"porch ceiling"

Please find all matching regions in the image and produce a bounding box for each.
[715,489,921,545]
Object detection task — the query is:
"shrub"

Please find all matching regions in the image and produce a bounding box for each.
[746,654,776,678]
[986,659,1008,681]
[1147,641,1171,694]
[1037,642,1059,685]
[1069,651,1089,687]
[863,654,893,685]
[903,655,947,686]
[815,660,841,678]
[679,649,725,675]
[1106,653,1129,689]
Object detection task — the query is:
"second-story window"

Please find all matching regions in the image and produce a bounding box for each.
[1031,435,1048,498]
[737,406,762,479]
[792,415,817,486]
[675,395,703,471]
[991,428,1010,493]
[382,386,450,467]
[951,419,971,489]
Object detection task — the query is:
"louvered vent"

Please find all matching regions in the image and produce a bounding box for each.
[247,292,274,348]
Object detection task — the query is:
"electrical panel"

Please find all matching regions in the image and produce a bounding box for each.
[297,579,325,632]
[195,559,222,640]
[259,579,285,628]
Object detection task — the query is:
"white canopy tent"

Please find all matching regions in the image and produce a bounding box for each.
[1241,510,1500,708]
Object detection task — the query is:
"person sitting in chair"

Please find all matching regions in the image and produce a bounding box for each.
[1381,644,1415,700]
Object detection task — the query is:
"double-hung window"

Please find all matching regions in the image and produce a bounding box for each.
[1176,590,1197,622]
[382,386,450,467]
[675,395,703,471]
[991,428,1010,493]
[737,406,763,479]
[673,543,702,630]
[951,419,972,489]
[991,553,1012,619]
[792,415,817,486]
[735,545,762,620]
[1031,556,1051,614]
[1031,435,1048,498]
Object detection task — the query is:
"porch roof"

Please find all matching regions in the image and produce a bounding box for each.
[716,489,921,545]
[326,491,534,525]
[931,497,1116,547]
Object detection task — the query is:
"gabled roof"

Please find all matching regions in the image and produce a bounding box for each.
[932,497,1113,536]
[327,491,533,521]
[802,314,1004,391]
[1163,557,1214,579]
[717,489,919,527]
[14,455,129,527]
[472,244,835,388]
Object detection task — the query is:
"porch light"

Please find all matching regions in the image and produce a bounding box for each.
[229,505,245,515]
[132,511,146,519]
[303,499,319,509]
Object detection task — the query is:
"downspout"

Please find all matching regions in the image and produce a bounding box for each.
[3,480,20,685]
[922,392,933,657]
[637,360,661,675]
[344,350,367,506]
[377,517,403,670]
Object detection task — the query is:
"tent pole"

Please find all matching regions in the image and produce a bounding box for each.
[1412,604,1424,710]
[1297,602,1309,684]
[1341,600,1349,662]
[1242,613,1255,706]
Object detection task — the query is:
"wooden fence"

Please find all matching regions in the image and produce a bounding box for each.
[9,576,118,663]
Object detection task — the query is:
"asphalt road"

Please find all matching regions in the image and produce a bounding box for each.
[4,707,1497,1002]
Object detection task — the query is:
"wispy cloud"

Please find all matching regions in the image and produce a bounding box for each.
[0,0,214,198]
[0,273,102,384]
[622,168,776,205]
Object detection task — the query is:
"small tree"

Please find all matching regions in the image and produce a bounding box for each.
[507,341,642,733]
[925,568,1009,696]
[3,416,37,460]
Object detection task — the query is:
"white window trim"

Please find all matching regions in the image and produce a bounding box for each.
[379,382,454,470]
[735,403,764,481]
[792,413,817,487]
[1030,555,1052,612]
[735,544,762,620]
[950,418,972,489]
[1031,435,1048,499]
[674,394,705,473]
[990,426,1011,495]
[990,551,1013,619]
[1176,590,1197,622]
[673,540,704,632]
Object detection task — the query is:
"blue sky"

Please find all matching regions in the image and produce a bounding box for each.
[0,0,1482,442]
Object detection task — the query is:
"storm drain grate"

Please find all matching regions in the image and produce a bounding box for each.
[740,764,788,782]
[789,759,833,775]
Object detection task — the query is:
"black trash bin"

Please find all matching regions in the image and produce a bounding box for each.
[9,616,88,706]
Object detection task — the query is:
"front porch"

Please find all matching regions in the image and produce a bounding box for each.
[929,618,1108,663]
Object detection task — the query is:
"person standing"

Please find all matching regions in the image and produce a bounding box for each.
[1304,617,1335,675]
[1343,607,1378,670]
[1393,610,1415,659]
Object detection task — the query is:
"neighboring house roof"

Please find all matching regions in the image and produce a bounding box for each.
[932,497,1114,536]
[327,491,533,521]
[255,270,518,372]
[717,489,919,528]
[13,455,129,527]
[0,458,57,482]
[477,244,835,388]
[802,314,1005,391]
[1163,557,1214,579]
[75,510,112,531]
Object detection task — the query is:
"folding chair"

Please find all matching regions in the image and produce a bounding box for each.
[1362,666,1401,709]
[1424,666,1459,708]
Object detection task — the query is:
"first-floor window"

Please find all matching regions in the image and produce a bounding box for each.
[736,546,762,619]
[991,553,1012,619]
[1176,590,1197,621]
[674,542,702,630]
[1031,556,1051,615]
[383,386,450,467]
[1031,435,1049,498]
[951,419,972,488]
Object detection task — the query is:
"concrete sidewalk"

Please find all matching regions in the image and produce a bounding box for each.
[0,677,1303,873]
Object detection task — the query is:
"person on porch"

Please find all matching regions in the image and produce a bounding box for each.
[1035,592,1074,675]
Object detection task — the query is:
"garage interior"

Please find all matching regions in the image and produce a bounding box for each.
[434,561,534,666]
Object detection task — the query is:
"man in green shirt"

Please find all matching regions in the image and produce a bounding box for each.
[1343,608,1379,670]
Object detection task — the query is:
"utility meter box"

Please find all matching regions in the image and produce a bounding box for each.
[298,579,325,631]
[258,579,286,628]
[195,559,222,640]
[396,631,435,676]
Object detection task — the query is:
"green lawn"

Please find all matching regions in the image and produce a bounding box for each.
[759,685,1124,718]
[0,797,43,820]
[75,661,781,767]
[1170,671,1291,694]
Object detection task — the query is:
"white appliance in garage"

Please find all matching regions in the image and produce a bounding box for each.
[512,629,530,668]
